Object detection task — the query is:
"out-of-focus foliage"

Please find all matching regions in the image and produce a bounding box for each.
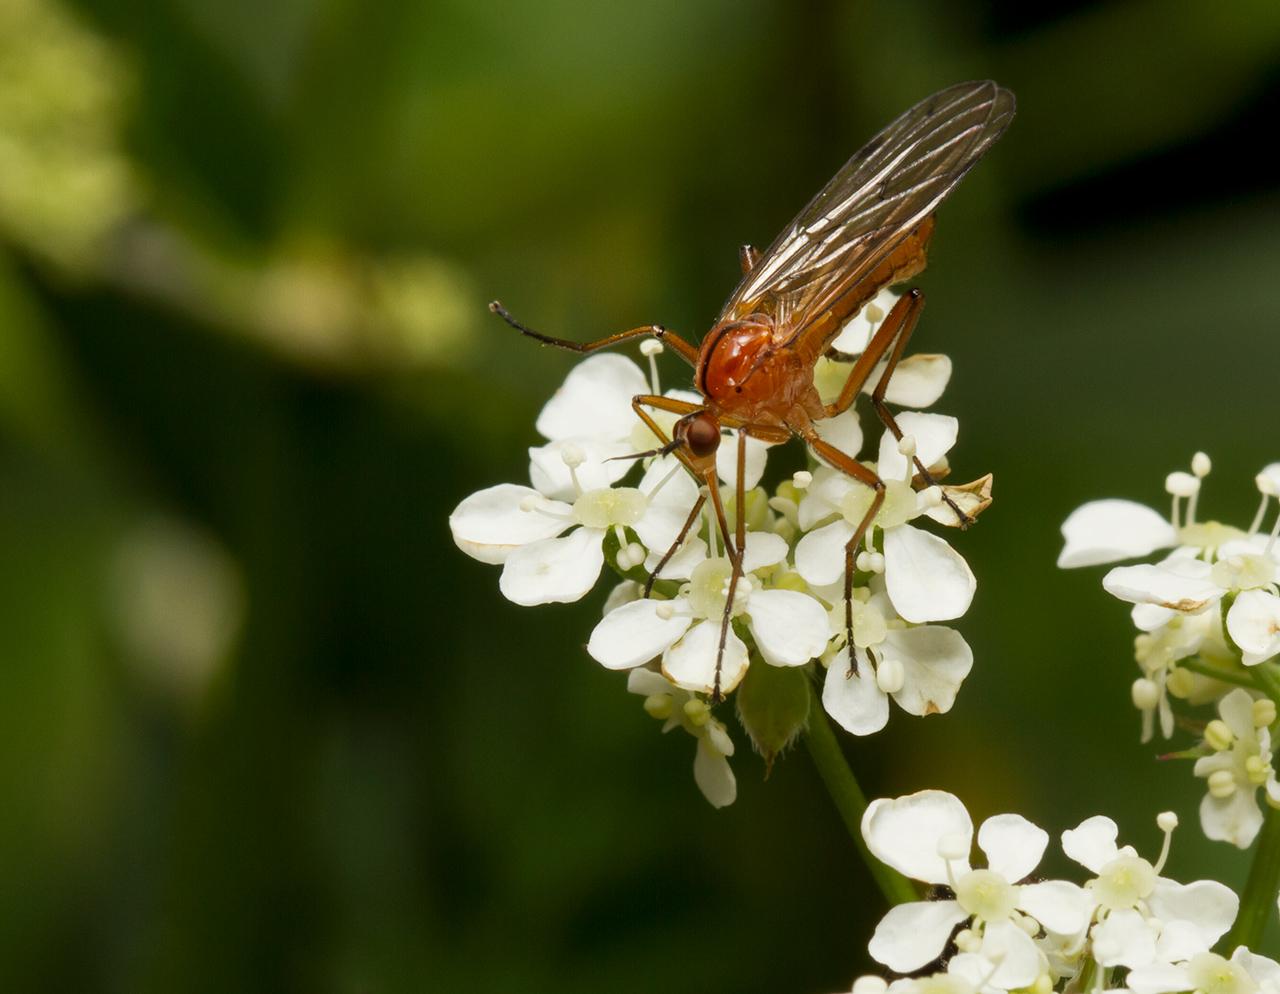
[2,1,1280,993]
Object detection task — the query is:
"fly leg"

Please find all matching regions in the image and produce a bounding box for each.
[709,431,749,704]
[489,301,699,366]
[798,427,885,676]
[823,288,971,527]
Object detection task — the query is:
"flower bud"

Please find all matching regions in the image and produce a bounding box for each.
[1208,770,1237,798]
[1131,678,1160,711]
[1166,667,1196,699]
[875,658,905,695]
[1204,719,1234,752]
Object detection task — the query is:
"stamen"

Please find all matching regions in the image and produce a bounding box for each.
[640,339,664,394]
[897,434,917,483]
[644,462,680,503]
[792,470,813,490]
[1249,493,1271,535]
[561,443,587,496]
[1166,471,1199,525]
[1266,508,1280,557]
[1153,811,1178,873]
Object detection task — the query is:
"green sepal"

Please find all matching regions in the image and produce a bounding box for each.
[735,656,811,775]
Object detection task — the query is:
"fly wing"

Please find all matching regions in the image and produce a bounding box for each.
[719,81,1014,335]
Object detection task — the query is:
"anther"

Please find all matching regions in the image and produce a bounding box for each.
[792,470,813,490]
[639,339,664,357]
[1131,678,1160,711]
[1207,769,1237,798]
[1165,471,1199,499]
[1192,452,1211,478]
[1254,699,1276,728]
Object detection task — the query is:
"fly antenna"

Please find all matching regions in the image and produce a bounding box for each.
[488,300,539,336]
[606,438,683,462]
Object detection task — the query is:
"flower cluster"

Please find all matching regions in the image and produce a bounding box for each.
[450,290,991,806]
[848,789,1259,994]
[1059,456,1280,846]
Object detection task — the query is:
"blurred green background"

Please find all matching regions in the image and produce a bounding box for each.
[3,0,1280,991]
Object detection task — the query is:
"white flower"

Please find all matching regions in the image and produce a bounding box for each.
[794,414,976,624]
[820,588,973,736]
[861,790,1090,987]
[1061,812,1237,967]
[1227,589,1280,666]
[587,533,830,695]
[1129,948,1280,994]
[449,449,698,606]
[626,668,736,808]
[1194,688,1280,848]
[819,289,954,411]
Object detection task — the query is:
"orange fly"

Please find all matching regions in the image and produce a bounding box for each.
[490,80,1015,701]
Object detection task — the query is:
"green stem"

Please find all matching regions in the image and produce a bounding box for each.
[1222,804,1280,952]
[1178,657,1257,689]
[804,683,919,906]
[1251,662,1280,711]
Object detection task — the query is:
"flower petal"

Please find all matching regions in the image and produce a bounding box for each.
[1127,963,1193,994]
[535,354,649,442]
[867,899,968,973]
[862,789,973,886]
[798,468,855,531]
[1017,880,1092,936]
[796,518,856,587]
[587,598,692,670]
[741,530,788,573]
[662,619,749,695]
[980,920,1043,990]
[498,527,605,605]
[1198,788,1264,849]
[449,483,571,564]
[716,432,770,490]
[872,353,952,409]
[626,667,677,698]
[1218,688,1257,739]
[644,536,707,582]
[528,437,632,500]
[634,455,702,552]
[1058,500,1178,568]
[877,413,958,482]
[977,813,1047,882]
[1092,907,1158,968]
[883,524,976,623]
[1102,561,1220,612]
[1148,879,1237,954]
[823,649,890,735]
[1232,949,1280,990]
[1060,815,1124,874]
[748,589,831,666]
[813,410,864,465]
[831,288,900,355]
[1227,589,1280,666]
[693,735,736,808]
[884,626,973,717]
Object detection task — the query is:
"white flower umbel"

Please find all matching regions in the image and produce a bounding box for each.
[795,414,977,624]
[588,532,830,695]
[820,586,973,736]
[626,667,736,808]
[1062,811,1237,969]
[1194,689,1280,848]
[861,790,1090,988]
[450,448,698,606]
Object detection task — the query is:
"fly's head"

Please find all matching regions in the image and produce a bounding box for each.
[673,410,721,474]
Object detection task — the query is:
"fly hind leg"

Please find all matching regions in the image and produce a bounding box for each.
[824,288,971,527]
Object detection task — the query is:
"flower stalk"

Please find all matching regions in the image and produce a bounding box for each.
[803,679,918,906]
[1223,803,1280,952]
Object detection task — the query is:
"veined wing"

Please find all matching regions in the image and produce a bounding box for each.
[720,81,1014,336]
